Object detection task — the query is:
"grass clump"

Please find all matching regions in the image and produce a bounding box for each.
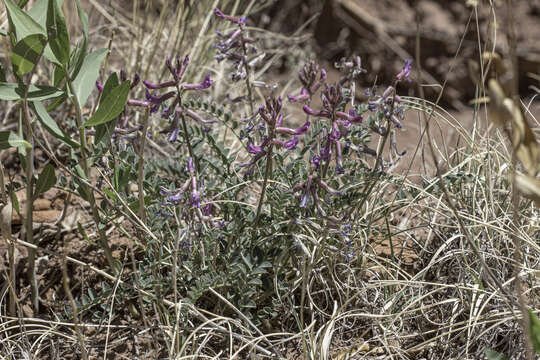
[0,1,539,359]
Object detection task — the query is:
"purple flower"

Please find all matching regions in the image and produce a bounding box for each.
[310,68,327,94]
[391,115,403,128]
[191,190,200,208]
[303,105,330,118]
[185,109,218,125]
[145,89,175,105]
[143,80,177,89]
[336,109,362,123]
[202,203,213,216]
[214,7,246,26]
[187,157,195,172]
[284,136,299,150]
[126,99,150,107]
[275,121,310,135]
[396,59,412,81]
[168,128,179,143]
[181,74,213,91]
[287,88,310,103]
[247,141,265,154]
[312,155,321,169]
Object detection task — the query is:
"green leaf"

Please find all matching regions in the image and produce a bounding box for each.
[0,82,63,101]
[484,349,508,360]
[67,0,88,81]
[0,29,7,36]
[83,80,130,128]
[46,0,70,65]
[100,72,119,101]
[93,73,120,149]
[29,101,79,148]
[27,0,64,29]
[0,131,31,149]
[74,0,88,40]
[11,33,47,76]
[34,163,56,198]
[3,0,46,42]
[71,48,108,107]
[530,309,540,354]
[52,63,66,87]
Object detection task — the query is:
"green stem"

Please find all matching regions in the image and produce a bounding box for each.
[65,71,116,272]
[137,108,150,224]
[240,32,255,117]
[21,39,48,312]
[254,144,273,226]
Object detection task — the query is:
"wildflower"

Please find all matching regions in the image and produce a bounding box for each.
[396,59,412,81]
[287,61,327,103]
[238,96,309,172]
[181,74,213,91]
[214,8,258,83]
[293,175,342,214]
[214,8,246,26]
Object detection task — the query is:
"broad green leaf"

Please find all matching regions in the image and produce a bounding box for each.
[0,131,31,149]
[29,101,79,148]
[100,72,119,101]
[71,48,108,107]
[34,163,56,198]
[46,0,70,65]
[0,29,7,36]
[92,73,119,148]
[0,82,63,101]
[530,309,540,354]
[3,0,46,42]
[83,80,130,128]
[11,33,47,76]
[27,0,64,29]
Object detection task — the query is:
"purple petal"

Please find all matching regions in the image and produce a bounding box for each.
[287,88,310,103]
[396,59,412,81]
[284,136,299,150]
[247,141,263,154]
[182,74,213,91]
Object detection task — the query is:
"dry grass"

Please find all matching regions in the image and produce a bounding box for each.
[0,0,539,359]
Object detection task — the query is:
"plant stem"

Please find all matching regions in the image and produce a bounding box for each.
[62,253,88,360]
[240,32,255,117]
[254,144,273,226]
[137,108,150,224]
[65,72,117,272]
[21,40,48,312]
[180,111,197,172]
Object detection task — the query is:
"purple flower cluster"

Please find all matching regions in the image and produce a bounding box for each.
[302,84,362,174]
[287,61,326,103]
[214,7,263,82]
[137,54,215,142]
[293,174,341,215]
[160,157,200,208]
[238,96,309,173]
[365,84,404,131]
